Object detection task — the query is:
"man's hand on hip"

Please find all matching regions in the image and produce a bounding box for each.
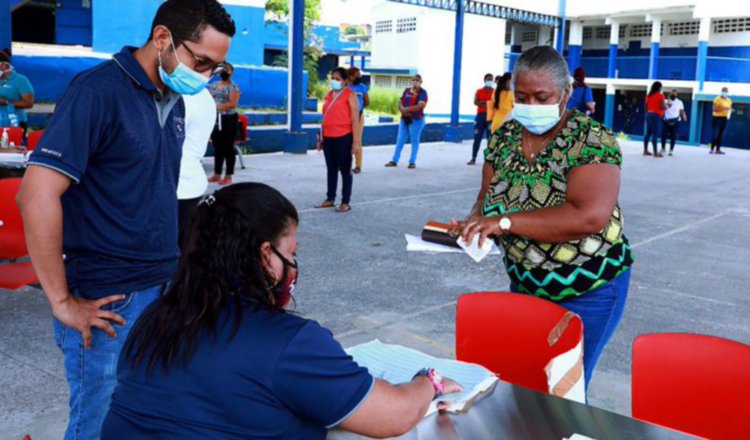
[52,294,127,349]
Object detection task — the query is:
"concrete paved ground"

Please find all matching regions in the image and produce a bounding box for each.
[2,138,749,439]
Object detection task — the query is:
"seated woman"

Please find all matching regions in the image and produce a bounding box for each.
[101,182,461,439]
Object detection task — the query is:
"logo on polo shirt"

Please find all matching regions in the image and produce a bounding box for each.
[40,147,63,158]
[174,116,185,139]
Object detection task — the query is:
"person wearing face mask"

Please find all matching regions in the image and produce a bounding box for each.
[17,2,235,438]
[455,46,633,391]
[661,90,687,156]
[347,66,369,174]
[467,73,495,165]
[102,183,462,439]
[315,67,362,213]
[710,87,732,155]
[385,74,428,169]
[0,48,35,135]
[208,63,241,185]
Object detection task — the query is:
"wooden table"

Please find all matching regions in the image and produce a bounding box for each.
[329,380,694,439]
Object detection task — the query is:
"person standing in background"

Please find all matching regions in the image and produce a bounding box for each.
[208,62,241,185]
[348,66,369,174]
[468,73,494,165]
[644,81,666,157]
[566,67,595,116]
[178,87,216,250]
[385,74,428,169]
[661,89,687,156]
[0,48,35,136]
[710,87,732,155]
[487,73,513,135]
[315,67,362,213]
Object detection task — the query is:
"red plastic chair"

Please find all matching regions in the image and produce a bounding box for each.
[632,333,750,440]
[237,114,248,143]
[26,129,43,151]
[0,178,38,290]
[456,292,583,394]
[1,126,24,146]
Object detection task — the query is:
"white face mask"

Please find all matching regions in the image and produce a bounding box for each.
[485,81,495,88]
[512,94,565,135]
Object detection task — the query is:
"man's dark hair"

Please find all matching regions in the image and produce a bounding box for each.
[484,73,493,81]
[149,0,236,46]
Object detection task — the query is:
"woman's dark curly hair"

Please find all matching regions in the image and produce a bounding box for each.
[124,182,299,374]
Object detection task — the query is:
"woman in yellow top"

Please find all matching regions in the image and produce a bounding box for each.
[486,73,513,134]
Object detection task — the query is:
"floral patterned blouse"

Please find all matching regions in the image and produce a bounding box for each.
[483,110,634,300]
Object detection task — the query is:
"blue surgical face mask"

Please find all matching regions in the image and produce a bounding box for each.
[330,79,342,91]
[485,81,495,88]
[721,91,728,98]
[158,32,208,96]
[513,94,565,135]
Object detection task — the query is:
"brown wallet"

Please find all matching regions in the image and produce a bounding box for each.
[421,221,462,249]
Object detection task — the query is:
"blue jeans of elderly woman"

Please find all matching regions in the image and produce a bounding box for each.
[391,117,426,165]
[512,268,631,390]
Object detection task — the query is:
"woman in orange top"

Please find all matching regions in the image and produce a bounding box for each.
[315,67,362,213]
[643,81,666,158]
[486,73,514,134]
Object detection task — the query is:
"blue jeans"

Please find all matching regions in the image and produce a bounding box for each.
[644,112,662,154]
[54,284,163,440]
[392,118,426,165]
[512,269,631,390]
[471,114,490,160]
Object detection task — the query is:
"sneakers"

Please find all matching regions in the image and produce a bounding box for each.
[715,150,726,155]
[408,163,416,169]
[467,159,476,165]
[668,152,673,156]
[385,161,397,167]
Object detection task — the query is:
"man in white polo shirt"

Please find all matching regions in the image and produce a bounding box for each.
[661,89,688,156]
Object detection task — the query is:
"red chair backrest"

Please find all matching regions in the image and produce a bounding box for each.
[0,178,29,259]
[633,333,750,440]
[26,129,43,151]
[1,126,24,146]
[238,114,248,142]
[456,292,583,394]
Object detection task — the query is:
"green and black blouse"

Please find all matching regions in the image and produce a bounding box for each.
[483,110,634,300]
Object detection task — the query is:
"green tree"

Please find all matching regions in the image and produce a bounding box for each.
[265,0,323,97]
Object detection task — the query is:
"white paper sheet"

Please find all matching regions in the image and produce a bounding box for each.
[0,152,27,164]
[405,234,501,256]
[457,234,494,263]
[346,340,498,416]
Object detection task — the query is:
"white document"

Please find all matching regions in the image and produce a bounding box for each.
[457,234,494,263]
[346,340,498,416]
[405,234,501,257]
[0,152,27,164]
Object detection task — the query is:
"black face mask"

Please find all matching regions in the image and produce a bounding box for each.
[352,77,362,85]
[220,72,231,81]
[670,95,677,100]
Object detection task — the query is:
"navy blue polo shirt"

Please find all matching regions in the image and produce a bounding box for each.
[102,306,375,439]
[28,47,185,299]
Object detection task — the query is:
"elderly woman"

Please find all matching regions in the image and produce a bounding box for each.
[458,46,634,388]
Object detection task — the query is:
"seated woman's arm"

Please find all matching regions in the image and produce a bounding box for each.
[339,377,439,438]
[461,163,620,245]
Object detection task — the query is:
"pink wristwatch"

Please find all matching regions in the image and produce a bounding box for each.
[414,368,445,397]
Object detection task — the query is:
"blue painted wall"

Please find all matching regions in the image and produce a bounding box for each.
[92,0,264,66]
[15,54,307,110]
[700,101,750,149]
[56,0,92,46]
[580,46,750,83]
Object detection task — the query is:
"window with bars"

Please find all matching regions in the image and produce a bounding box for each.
[596,26,611,39]
[619,25,627,38]
[373,75,392,88]
[714,17,750,33]
[505,27,512,44]
[629,23,663,37]
[396,17,417,33]
[582,27,592,40]
[375,20,392,34]
[395,76,413,89]
[522,30,537,42]
[669,21,699,35]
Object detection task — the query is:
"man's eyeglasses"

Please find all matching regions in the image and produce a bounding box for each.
[182,41,227,77]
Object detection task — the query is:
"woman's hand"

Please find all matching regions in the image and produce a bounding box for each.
[316,133,322,152]
[460,216,502,247]
[352,141,362,156]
